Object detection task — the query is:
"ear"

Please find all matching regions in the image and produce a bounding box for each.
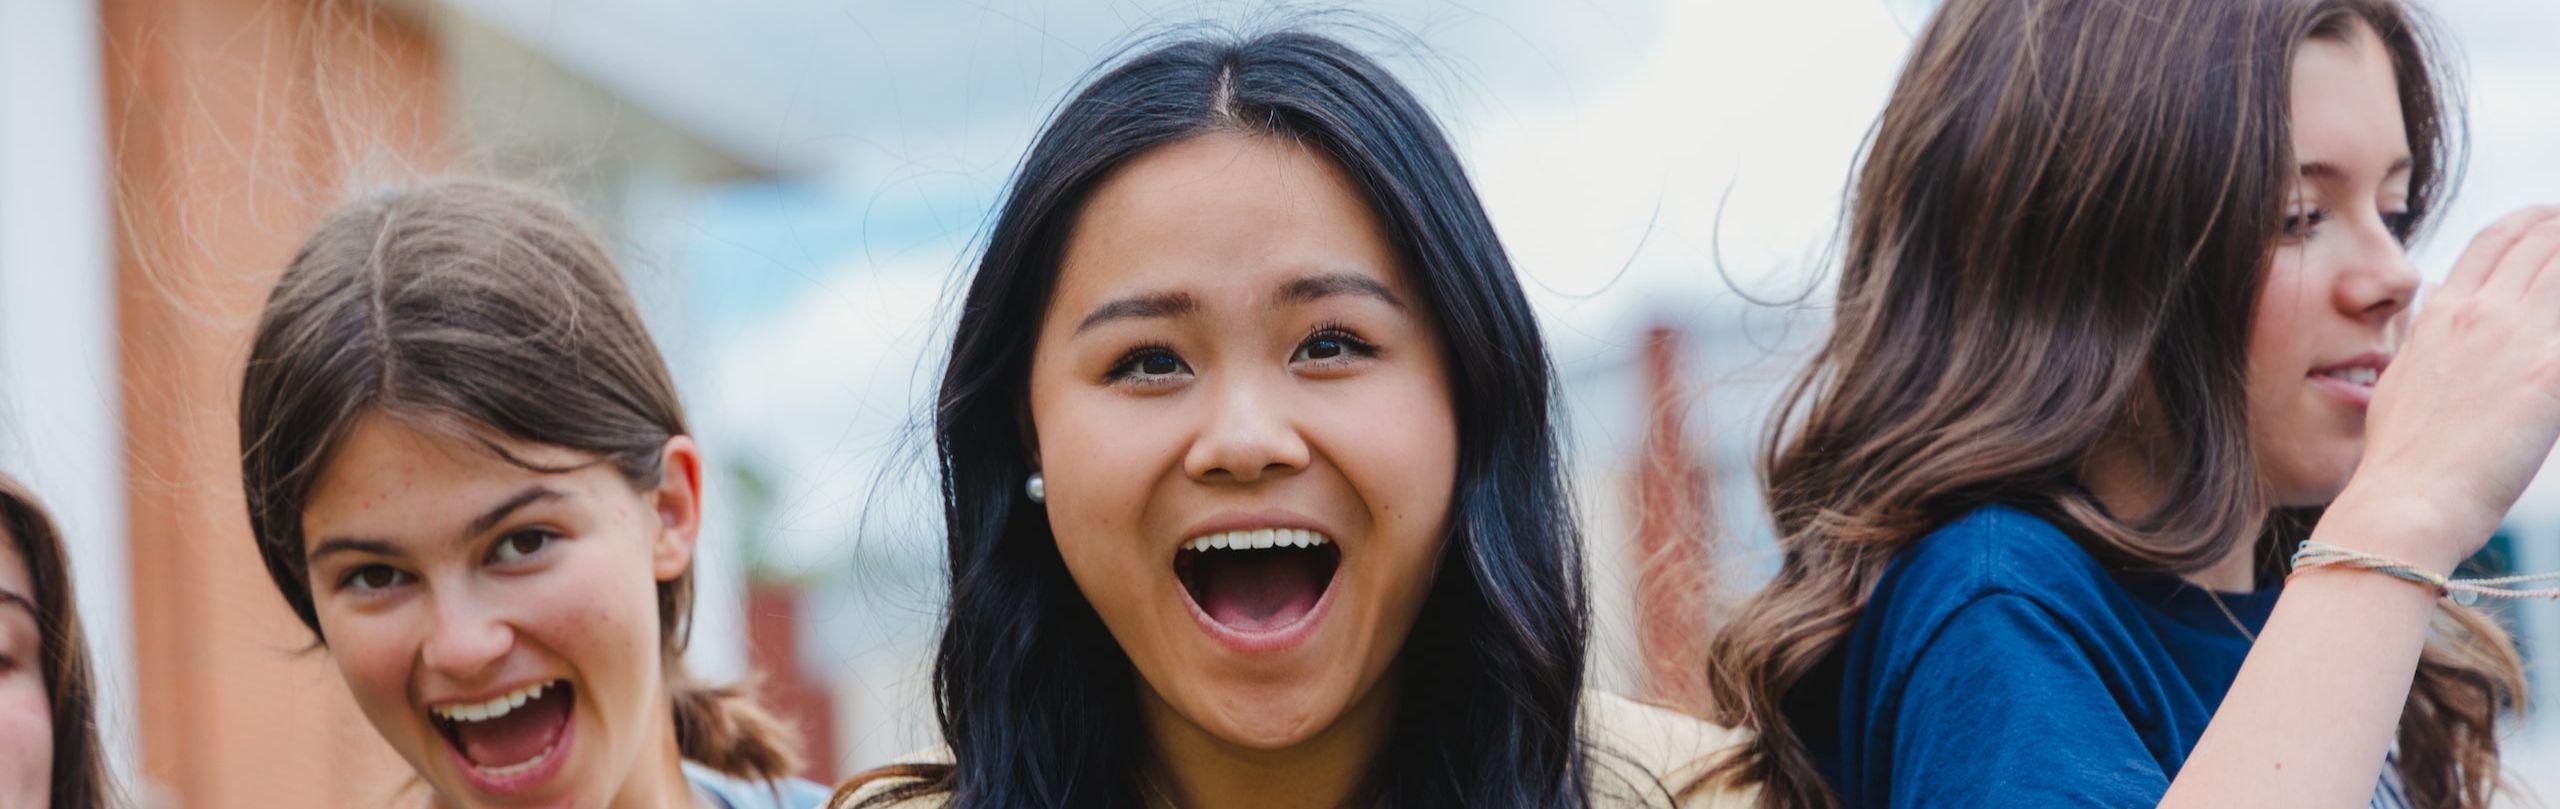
[648,435,703,583]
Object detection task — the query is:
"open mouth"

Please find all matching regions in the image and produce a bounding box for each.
[431,679,573,784]
[1174,528,1341,636]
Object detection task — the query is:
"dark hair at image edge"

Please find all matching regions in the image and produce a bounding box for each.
[1701,1,2522,807]
[0,475,117,809]
[841,27,1608,808]
[237,178,804,783]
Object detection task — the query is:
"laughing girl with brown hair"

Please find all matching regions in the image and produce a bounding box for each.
[238,178,829,809]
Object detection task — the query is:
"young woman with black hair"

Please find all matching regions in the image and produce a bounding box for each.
[837,29,1751,809]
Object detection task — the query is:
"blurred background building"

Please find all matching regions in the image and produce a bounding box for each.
[0,0,2554,806]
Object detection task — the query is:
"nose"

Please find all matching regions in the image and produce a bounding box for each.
[1181,371,1312,484]
[420,589,515,682]
[2336,216,2421,322]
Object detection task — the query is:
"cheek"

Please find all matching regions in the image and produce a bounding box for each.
[527,544,667,685]
[2245,253,2332,452]
[0,676,50,802]
[319,609,425,717]
[2247,253,2317,397]
[2244,253,2363,501]
[1035,391,1175,577]
[1328,369,1460,568]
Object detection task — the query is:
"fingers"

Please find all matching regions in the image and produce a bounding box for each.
[2448,204,2560,299]
[2514,217,2560,308]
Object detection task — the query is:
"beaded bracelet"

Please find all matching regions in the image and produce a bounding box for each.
[2290,541,2560,604]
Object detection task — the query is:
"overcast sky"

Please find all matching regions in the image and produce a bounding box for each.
[430,0,2560,568]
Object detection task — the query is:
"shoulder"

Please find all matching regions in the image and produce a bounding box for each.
[1895,505,2099,587]
[683,761,834,809]
[825,748,954,809]
[1880,504,2119,616]
[1581,691,1758,809]
[1842,504,2141,694]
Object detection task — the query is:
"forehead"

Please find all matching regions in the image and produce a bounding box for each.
[0,526,31,607]
[1055,132,1411,304]
[301,413,602,544]
[2289,24,2407,166]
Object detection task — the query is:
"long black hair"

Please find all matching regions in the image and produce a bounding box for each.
[848,28,1594,808]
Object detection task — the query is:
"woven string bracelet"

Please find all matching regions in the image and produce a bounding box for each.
[2291,540,2560,604]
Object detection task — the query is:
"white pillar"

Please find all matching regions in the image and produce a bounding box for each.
[0,0,136,789]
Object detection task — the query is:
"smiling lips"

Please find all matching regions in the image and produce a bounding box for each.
[2310,352,2390,408]
[430,678,574,792]
[1174,528,1342,646]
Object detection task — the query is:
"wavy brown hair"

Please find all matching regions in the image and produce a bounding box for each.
[238,178,803,782]
[0,475,117,809]
[1702,1,2522,807]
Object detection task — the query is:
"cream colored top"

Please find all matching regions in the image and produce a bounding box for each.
[830,690,1757,808]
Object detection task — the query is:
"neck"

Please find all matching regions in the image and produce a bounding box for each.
[608,697,702,809]
[2082,430,2261,592]
[1139,677,1398,809]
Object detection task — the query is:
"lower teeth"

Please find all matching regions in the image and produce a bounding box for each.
[472,743,556,779]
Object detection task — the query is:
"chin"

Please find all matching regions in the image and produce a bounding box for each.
[1192,683,1344,750]
[1208,706,1331,747]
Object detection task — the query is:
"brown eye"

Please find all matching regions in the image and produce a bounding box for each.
[1292,328,1376,364]
[2282,209,2327,240]
[1107,345,1191,383]
[341,564,411,593]
[489,530,557,565]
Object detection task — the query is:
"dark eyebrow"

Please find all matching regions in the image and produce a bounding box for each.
[0,588,34,620]
[467,486,566,538]
[305,485,567,564]
[307,536,403,564]
[1278,273,1404,309]
[1074,292,1196,334]
[2299,157,2412,181]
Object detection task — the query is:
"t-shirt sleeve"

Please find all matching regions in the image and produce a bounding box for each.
[1886,593,2168,809]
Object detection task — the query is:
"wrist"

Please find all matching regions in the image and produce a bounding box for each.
[2317,478,2482,575]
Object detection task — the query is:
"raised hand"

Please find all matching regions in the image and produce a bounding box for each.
[2344,205,2560,568]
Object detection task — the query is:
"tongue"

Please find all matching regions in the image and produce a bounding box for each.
[454,687,569,769]
[1194,549,1330,632]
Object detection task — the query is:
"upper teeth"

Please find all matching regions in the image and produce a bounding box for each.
[433,680,554,723]
[1183,528,1330,552]
[2322,367,2380,385]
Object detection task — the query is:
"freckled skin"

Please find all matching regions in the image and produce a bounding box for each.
[0,532,50,809]
[300,414,702,809]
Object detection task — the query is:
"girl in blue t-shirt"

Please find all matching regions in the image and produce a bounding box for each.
[1705,0,2556,807]
[238,179,828,808]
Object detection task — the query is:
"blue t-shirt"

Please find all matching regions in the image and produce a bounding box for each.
[686,761,832,809]
[1786,505,2405,808]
